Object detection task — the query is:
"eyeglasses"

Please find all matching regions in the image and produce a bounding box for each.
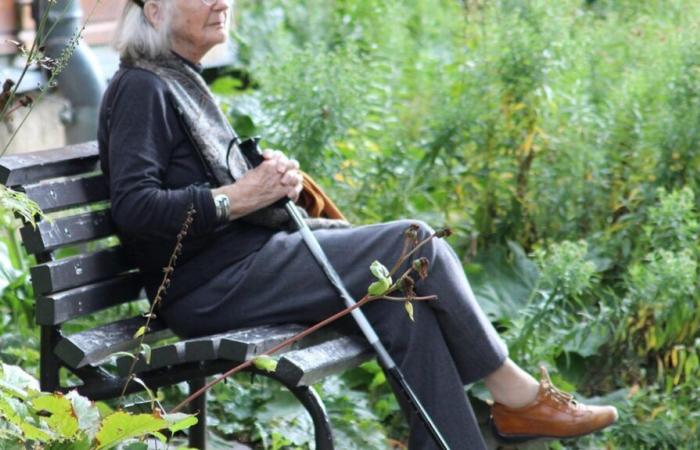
[134,0,222,6]
[201,0,235,8]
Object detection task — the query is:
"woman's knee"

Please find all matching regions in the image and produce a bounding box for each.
[366,299,440,353]
[389,219,435,239]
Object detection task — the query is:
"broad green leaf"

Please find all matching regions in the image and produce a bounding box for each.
[404,301,415,322]
[0,241,21,296]
[0,364,39,399]
[66,390,100,439]
[253,355,278,373]
[369,260,390,280]
[32,394,79,438]
[468,242,539,322]
[94,412,167,450]
[0,427,24,441]
[151,431,168,443]
[367,278,391,296]
[563,324,610,358]
[163,413,198,433]
[45,435,91,450]
[0,396,53,442]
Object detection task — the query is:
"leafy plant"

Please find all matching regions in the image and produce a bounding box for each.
[0,363,196,449]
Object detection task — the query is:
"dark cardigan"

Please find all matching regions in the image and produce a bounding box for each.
[97,63,273,302]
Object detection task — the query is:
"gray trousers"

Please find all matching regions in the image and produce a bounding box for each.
[162,220,508,449]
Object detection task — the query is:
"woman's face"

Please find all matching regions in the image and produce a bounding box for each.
[169,0,230,61]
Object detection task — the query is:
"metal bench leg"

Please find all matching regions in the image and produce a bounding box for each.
[286,384,334,450]
[188,377,207,449]
[40,325,62,392]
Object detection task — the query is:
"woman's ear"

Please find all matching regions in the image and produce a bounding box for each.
[143,1,166,30]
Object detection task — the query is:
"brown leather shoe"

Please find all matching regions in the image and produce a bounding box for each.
[490,367,618,444]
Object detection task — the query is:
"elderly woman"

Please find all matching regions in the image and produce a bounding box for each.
[98,0,618,448]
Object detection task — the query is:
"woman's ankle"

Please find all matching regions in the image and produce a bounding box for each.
[484,359,540,408]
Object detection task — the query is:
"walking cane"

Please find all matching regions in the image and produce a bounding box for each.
[238,138,451,450]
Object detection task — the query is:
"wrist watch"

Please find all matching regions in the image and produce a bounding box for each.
[213,193,230,222]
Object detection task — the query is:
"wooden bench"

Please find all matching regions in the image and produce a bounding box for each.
[0,142,373,449]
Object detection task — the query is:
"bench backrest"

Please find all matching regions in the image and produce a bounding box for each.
[0,142,163,390]
[0,142,144,326]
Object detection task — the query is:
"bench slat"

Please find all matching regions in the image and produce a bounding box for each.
[0,142,99,186]
[275,336,373,387]
[22,174,109,213]
[183,334,223,362]
[21,210,115,255]
[117,342,185,375]
[31,247,135,295]
[115,325,306,375]
[55,316,171,368]
[217,324,306,361]
[36,273,144,325]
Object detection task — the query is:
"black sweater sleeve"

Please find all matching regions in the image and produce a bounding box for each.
[100,68,218,240]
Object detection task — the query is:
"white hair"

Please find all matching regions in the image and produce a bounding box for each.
[114,1,174,61]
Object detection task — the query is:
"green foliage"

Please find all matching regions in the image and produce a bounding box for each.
[644,187,699,253]
[3,0,700,448]
[252,355,278,373]
[255,45,373,175]
[0,364,196,449]
[207,371,388,449]
[533,240,599,299]
[367,260,392,296]
[214,1,700,446]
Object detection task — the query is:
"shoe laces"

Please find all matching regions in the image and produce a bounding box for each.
[540,367,578,407]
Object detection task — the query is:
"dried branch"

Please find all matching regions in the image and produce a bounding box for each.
[171,224,449,414]
[120,205,196,400]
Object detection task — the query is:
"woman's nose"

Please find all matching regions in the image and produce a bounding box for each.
[213,0,230,11]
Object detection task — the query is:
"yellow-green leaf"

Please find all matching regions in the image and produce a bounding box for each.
[404,301,415,322]
[368,278,391,296]
[32,393,80,438]
[370,260,390,280]
[0,396,53,442]
[133,326,148,339]
[94,411,167,450]
[253,355,278,373]
[163,412,198,433]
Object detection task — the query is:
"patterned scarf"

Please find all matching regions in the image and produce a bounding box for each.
[128,53,296,229]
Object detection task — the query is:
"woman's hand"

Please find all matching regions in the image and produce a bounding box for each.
[262,149,303,201]
[211,149,303,220]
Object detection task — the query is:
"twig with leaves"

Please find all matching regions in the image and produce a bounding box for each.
[171,224,452,414]
[119,205,196,403]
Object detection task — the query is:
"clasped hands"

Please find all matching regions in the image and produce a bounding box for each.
[211,149,303,221]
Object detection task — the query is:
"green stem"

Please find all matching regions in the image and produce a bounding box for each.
[512,282,559,357]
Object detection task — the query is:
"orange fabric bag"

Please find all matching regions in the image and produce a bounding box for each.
[297,172,347,221]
